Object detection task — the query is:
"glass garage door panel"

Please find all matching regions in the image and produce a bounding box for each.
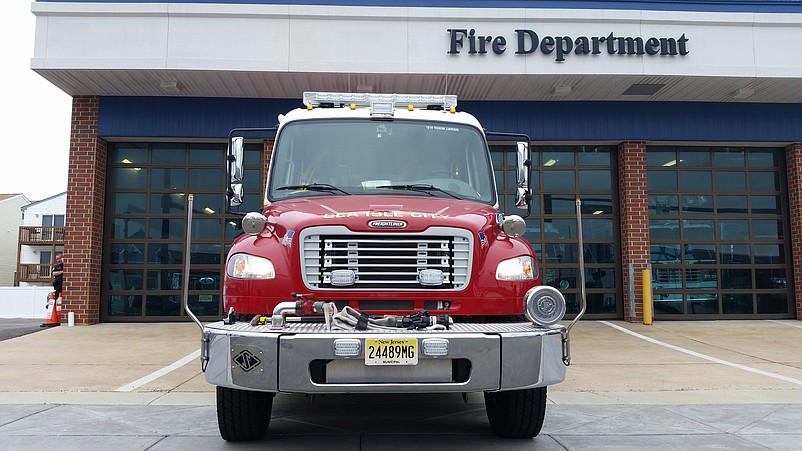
[103,142,262,321]
[491,144,620,318]
[647,146,791,318]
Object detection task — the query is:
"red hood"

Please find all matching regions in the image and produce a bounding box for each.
[227,194,538,317]
[264,195,497,235]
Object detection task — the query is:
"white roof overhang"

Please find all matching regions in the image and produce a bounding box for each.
[30,3,802,103]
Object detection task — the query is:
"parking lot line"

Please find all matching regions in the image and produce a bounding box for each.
[600,320,802,387]
[768,319,802,330]
[115,350,201,392]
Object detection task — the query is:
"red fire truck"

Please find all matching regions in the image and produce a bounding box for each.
[189,92,585,441]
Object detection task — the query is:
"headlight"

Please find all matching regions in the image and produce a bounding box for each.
[523,286,566,326]
[495,256,538,281]
[227,254,275,279]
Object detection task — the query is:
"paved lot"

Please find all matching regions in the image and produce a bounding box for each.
[0,319,800,450]
[0,318,44,341]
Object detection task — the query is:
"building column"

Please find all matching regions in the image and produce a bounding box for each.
[617,141,649,322]
[786,143,802,320]
[63,96,106,325]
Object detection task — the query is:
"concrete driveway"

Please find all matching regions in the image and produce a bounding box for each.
[0,319,800,403]
[0,319,800,450]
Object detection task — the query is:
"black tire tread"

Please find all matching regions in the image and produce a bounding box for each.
[484,386,547,439]
[216,386,274,441]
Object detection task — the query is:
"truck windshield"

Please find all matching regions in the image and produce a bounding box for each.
[268,119,495,203]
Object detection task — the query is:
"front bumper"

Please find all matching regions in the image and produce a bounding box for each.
[203,321,566,394]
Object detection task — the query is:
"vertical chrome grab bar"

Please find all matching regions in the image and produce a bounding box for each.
[183,193,203,331]
[561,198,587,366]
[567,197,587,334]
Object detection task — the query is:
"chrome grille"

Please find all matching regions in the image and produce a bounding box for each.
[301,226,472,290]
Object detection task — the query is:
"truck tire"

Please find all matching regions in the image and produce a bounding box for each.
[484,386,547,439]
[216,386,274,441]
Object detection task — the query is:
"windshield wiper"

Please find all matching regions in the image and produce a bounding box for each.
[375,184,460,199]
[276,183,351,195]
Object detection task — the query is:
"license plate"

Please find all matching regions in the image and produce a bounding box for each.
[365,338,418,366]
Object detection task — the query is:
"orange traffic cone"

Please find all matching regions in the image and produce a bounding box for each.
[41,292,61,327]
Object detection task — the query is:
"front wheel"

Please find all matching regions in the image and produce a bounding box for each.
[484,386,547,439]
[216,386,275,441]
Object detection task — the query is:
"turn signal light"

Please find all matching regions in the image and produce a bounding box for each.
[333,339,361,357]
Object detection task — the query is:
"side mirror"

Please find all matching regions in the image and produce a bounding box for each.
[228,137,245,207]
[230,137,245,181]
[229,183,243,206]
[225,126,276,215]
[514,141,531,209]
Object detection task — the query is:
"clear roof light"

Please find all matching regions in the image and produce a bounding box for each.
[370,101,394,118]
[303,92,457,110]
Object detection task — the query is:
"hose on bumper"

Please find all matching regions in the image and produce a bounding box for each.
[331,305,449,331]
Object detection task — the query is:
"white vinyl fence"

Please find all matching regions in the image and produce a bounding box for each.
[0,286,56,319]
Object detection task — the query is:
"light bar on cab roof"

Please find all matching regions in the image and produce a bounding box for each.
[303,92,458,110]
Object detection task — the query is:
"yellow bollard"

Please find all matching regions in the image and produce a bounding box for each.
[642,269,653,325]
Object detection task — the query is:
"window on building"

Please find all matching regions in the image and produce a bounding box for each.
[491,144,620,317]
[103,142,263,320]
[42,215,65,227]
[647,146,791,317]
[40,215,65,241]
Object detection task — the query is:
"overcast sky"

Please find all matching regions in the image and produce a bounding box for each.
[0,1,72,201]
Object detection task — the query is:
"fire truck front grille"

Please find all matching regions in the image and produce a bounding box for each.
[300,226,472,290]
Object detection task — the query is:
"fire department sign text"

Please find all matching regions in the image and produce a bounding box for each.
[447,28,689,61]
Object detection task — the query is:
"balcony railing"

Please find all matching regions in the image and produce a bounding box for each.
[17,264,53,284]
[19,226,65,245]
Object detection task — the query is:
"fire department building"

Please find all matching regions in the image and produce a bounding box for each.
[31,0,802,324]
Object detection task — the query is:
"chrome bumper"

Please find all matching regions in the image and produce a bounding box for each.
[202,321,565,394]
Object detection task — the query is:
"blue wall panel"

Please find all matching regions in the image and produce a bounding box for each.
[99,96,802,143]
[99,97,297,139]
[36,1,802,14]
[462,100,802,142]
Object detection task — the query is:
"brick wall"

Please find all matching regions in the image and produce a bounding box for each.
[787,144,802,320]
[617,142,650,322]
[63,96,105,325]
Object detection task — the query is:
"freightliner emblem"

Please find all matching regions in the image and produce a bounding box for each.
[368,220,407,229]
[233,350,261,372]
